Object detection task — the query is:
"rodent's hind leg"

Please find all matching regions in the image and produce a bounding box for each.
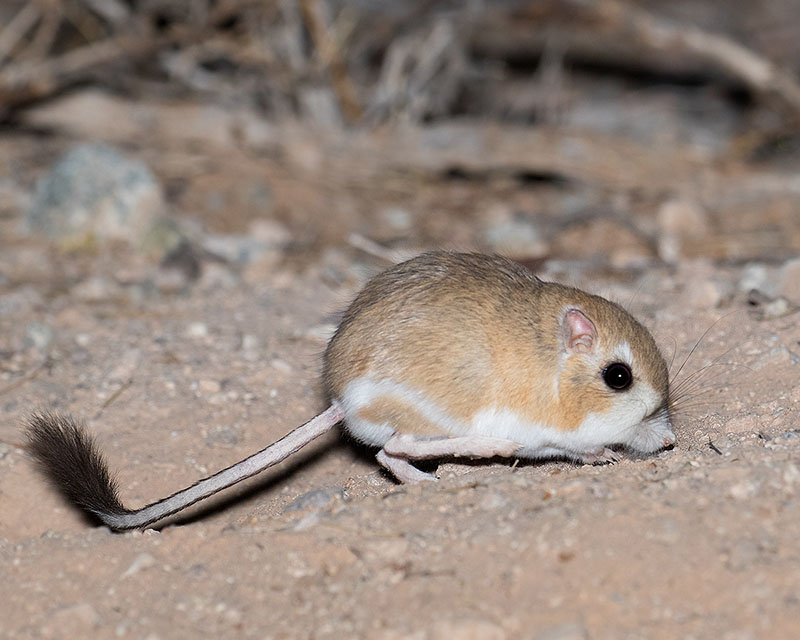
[377,435,522,483]
[376,449,437,483]
[383,434,522,460]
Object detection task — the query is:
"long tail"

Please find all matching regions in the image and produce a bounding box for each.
[25,404,344,531]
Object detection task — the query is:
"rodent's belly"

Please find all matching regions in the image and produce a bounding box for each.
[337,377,567,453]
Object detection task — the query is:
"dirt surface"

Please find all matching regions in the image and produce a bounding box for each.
[2,128,800,638]
[3,2,800,638]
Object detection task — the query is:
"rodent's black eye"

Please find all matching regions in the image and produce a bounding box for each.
[602,362,633,391]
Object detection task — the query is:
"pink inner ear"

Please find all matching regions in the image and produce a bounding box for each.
[563,309,597,354]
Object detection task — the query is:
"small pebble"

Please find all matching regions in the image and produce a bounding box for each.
[120,553,156,579]
[241,334,260,351]
[728,480,758,500]
[186,322,209,338]
[738,263,773,295]
[24,322,54,351]
[0,286,43,314]
[198,379,221,394]
[762,297,792,320]
[202,233,274,265]
[379,207,412,231]
[284,488,346,513]
[484,207,547,258]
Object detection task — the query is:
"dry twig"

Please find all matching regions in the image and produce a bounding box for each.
[0,2,41,66]
[0,33,167,110]
[300,0,363,123]
[79,0,131,27]
[502,0,800,120]
[589,0,800,117]
[368,19,464,123]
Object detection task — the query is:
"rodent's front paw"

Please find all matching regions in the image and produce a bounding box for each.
[579,448,620,465]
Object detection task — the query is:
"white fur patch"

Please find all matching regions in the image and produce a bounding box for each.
[613,341,634,367]
[338,375,674,458]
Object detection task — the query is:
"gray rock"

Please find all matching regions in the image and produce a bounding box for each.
[738,263,774,295]
[284,488,346,513]
[379,207,412,231]
[761,296,793,320]
[25,143,164,243]
[484,209,548,258]
[23,322,53,351]
[0,286,43,314]
[202,233,275,265]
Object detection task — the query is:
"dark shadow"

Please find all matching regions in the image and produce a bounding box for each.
[440,165,572,188]
[122,439,637,531]
[154,438,349,529]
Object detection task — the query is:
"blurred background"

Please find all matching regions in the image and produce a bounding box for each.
[1,0,799,282]
[3,4,800,637]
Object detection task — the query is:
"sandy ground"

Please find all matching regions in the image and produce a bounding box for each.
[1,114,800,639]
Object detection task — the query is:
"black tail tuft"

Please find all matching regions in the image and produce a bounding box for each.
[25,412,129,520]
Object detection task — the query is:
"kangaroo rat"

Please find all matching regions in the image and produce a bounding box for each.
[26,251,675,530]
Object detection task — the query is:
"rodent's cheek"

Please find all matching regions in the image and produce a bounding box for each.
[556,359,613,431]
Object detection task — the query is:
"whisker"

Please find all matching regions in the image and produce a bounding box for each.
[672,380,732,402]
[672,396,728,411]
[672,390,727,406]
[671,374,727,402]
[672,359,750,395]
[670,355,746,398]
[625,277,649,313]
[671,349,736,386]
[672,402,724,416]
[670,362,736,396]
[666,336,678,376]
[673,391,725,409]
[672,396,726,411]
[665,312,748,427]
[671,397,724,410]
[669,311,740,385]
[672,407,719,420]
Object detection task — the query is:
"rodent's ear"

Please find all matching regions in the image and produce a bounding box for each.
[562,308,597,355]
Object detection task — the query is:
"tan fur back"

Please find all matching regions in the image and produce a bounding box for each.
[324,252,669,434]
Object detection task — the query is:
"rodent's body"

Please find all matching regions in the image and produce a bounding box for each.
[325,253,672,462]
[26,252,675,530]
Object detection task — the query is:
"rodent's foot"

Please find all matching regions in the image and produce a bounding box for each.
[579,448,621,465]
[376,449,437,483]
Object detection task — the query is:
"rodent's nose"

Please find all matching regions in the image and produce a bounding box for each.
[663,434,676,448]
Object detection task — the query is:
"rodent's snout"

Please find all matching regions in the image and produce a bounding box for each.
[626,407,675,454]
[661,429,677,450]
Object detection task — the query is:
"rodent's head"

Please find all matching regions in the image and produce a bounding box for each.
[555,299,674,454]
